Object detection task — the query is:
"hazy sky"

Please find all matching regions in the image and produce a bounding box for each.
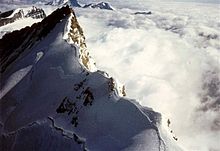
[162,0,220,3]
[78,0,220,4]
[0,0,220,4]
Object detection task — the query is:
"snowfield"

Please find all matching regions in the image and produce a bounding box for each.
[0,0,220,151]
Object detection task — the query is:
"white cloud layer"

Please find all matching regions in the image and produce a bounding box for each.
[76,1,220,151]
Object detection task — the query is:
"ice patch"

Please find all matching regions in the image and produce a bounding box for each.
[0,65,32,99]
[35,51,44,63]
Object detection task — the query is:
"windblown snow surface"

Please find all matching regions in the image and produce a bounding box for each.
[74,1,220,151]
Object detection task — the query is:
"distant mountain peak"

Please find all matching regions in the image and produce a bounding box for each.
[83,2,114,10]
[69,0,81,7]
[46,0,81,7]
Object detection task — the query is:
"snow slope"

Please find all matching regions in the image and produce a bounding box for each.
[0,5,181,151]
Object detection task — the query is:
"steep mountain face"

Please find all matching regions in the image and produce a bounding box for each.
[0,5,181,151]
[0,6,46,27]
[69,0,81,7]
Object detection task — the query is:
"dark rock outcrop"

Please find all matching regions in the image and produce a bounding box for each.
[134,11,152,15]
[0,10,14,18]
[25,6,46,19]
[0,10,23,27]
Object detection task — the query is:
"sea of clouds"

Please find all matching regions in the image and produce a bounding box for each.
[76,1,220,151]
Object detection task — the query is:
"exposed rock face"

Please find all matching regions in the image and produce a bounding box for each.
[0,10,14,18]
[0,6,46,27]
[25,6,46,19]
[64,9,95,70]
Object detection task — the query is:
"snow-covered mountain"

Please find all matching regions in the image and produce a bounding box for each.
[0,0,81,7]
[69,0,81,7]
[83,2,114,10]
[45,0,68,5]
[0,5,181,151]
[0,6,46,27]
[46,0,81,7]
